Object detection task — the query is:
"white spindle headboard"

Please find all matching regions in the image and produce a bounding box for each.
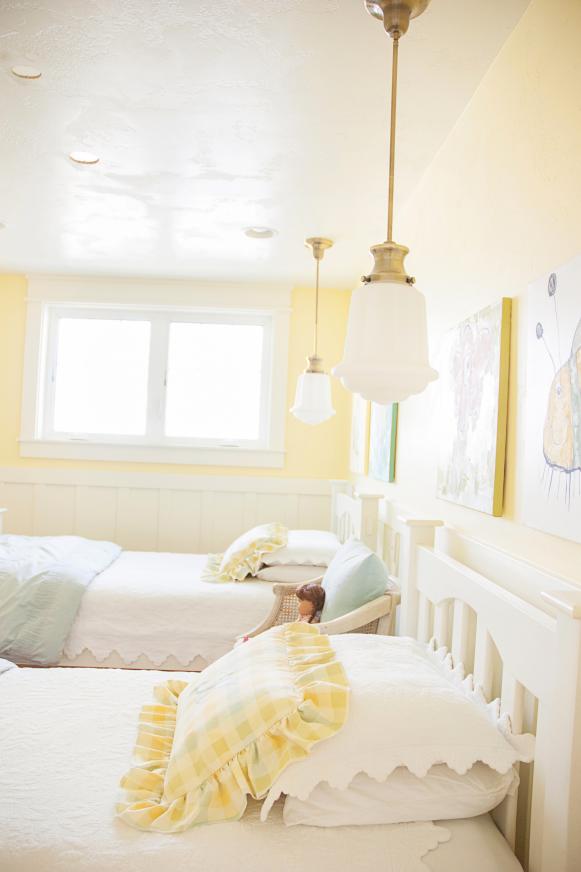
[378,506,581,872]
[330,481,380,551]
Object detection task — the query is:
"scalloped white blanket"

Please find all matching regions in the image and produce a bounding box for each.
[61,551,275,668]
[0,666,523,872]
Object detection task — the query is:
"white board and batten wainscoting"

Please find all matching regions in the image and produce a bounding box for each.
[0,472,363,552]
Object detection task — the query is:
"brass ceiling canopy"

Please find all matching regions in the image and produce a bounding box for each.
[305,237,333,261]
[365,0,431,36]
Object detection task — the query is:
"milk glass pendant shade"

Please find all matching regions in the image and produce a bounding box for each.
[292,365,335,425]
[334,0,438,403]
[334,275,437,403]
[291,238,336,426]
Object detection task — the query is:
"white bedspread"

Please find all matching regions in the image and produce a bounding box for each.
[0,667,522,872]
[62,551,275,668]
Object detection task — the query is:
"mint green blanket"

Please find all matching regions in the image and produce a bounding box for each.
[0,534,121,665]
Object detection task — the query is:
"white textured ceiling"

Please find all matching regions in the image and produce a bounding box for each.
[0,0,529,286]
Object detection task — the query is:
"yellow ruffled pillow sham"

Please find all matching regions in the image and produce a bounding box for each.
[202,522,287,582]
[117,622,349,833]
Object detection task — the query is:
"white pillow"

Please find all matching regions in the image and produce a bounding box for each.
[217,523,287,581]
[256,565,326,584]
[261,530,340,567]
[283,763,518,827]
[261,634,534,819]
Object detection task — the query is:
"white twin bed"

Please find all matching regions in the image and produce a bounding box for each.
[1,493,580,872]
[61,551,276,669]
[1,486,378,670]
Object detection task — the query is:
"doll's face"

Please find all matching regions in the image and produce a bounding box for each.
[298,599,315,618]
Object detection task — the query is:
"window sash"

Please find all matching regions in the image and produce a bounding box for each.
[41,305,273,450]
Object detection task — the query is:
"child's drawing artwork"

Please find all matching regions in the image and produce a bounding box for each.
[522,258,581,543]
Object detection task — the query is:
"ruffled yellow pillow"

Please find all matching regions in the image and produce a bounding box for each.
[202,522,287,582]
[117,622,349,833]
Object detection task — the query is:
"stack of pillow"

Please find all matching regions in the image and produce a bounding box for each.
[262,633,533,828]
[256,529,340,584]
[206,524,340,585]
[207,523,392,625]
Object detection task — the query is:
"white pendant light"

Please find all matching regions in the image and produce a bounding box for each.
[333,0,438,404]
[291,237,336,425]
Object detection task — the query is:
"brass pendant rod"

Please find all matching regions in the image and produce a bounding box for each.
[386,33,400,243]
[313,257,320,357]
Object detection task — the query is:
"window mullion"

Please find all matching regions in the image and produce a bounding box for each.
[146,315,169,443]
[42,310,60,439]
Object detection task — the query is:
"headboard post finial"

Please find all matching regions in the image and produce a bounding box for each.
[396,515,443,637]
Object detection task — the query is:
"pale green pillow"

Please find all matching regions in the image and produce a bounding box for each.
[321,538,388,622]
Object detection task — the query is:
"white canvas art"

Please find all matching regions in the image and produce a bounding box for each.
[522,256,581,543]
[436,300,511,516]
[349,393,368,475]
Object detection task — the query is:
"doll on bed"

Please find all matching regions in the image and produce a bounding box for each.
[296,582,326,624]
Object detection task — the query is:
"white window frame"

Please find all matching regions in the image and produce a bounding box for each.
[20,276,291,468]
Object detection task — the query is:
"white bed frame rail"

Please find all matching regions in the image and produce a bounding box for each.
[392,515,581,872]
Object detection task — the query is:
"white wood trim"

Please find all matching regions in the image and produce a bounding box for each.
[26,274,292,309]
[19,279,291,466]
[19,440,286,468]
[0,467,333,492]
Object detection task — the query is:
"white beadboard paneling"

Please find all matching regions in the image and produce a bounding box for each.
[0,468,336,553]
[157,490,201,553]
[255,493,300,529]
[116,488,160,550]
[297,494,330,530]
[33,485,76,536]
[0,483,34,534]
[75,487,118,541]
[201,491,247,552]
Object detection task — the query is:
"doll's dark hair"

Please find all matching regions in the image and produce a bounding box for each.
[296,582,326,618]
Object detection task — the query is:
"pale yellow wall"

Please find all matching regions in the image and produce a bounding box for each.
[0,274,351,479]
[357,0,581,584]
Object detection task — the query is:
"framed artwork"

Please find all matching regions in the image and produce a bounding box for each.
[369,402,398,483]
[436,298,511,516]
[349,393,369,475]
[521,257,581,543]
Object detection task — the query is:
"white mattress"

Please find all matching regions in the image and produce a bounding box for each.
[61,551,276,669]
[0,667,523,872]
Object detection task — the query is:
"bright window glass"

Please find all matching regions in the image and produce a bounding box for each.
[52,318,150,436]
[165,322,264,441]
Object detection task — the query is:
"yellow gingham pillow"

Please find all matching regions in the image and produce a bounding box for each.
[202,522,287,582]
[117,622,349,833]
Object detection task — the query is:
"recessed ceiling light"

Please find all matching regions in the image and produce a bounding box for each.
[68,151,100,165]
[244,227,276,239]
[11,65,42,80]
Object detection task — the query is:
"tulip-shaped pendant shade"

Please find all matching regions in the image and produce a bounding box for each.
[291,237,336,425]
[333,244,437,403]
[333,0,438,403]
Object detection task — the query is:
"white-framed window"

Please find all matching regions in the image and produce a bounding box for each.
[20,278,291,467]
